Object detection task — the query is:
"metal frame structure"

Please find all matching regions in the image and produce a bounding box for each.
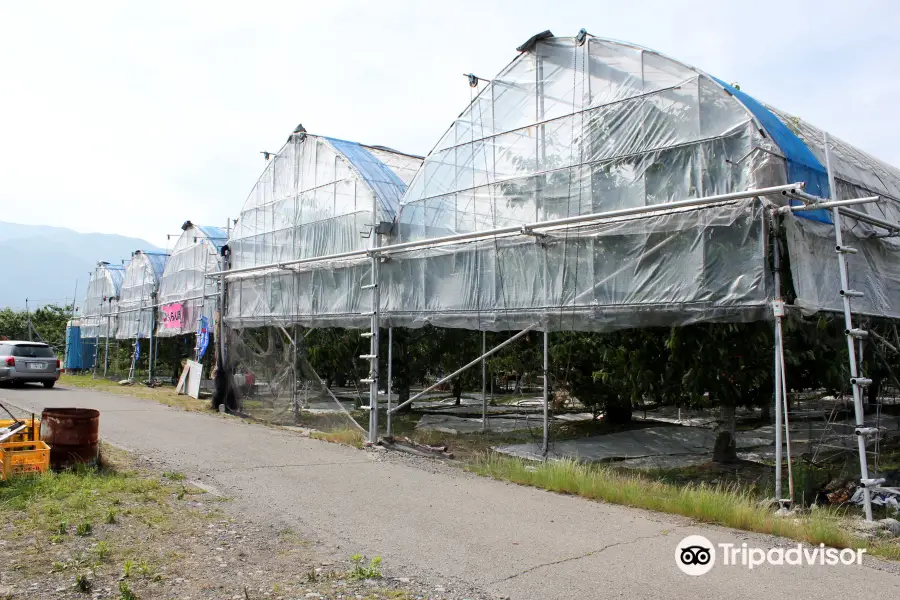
[216,182,799,451]
[775,141,900,519]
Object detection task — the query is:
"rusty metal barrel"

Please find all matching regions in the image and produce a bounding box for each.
[40,408,100,469]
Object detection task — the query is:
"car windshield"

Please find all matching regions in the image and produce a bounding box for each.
[12,345,55,358]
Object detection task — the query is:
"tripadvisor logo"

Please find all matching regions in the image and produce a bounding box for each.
[676,535,865,575]
[676,535,716,576]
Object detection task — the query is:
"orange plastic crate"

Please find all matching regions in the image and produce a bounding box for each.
[0,418,41,443]
[0,440,51,480]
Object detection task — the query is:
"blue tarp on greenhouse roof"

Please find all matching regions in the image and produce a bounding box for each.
[105,263,126,294]
[196,225,228,250]
[325,136,408,220]
[142,251,169,281]
[713,77,832,224]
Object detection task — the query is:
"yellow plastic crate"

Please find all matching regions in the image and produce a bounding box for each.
[0,418,41,443]
[0,440,51,480]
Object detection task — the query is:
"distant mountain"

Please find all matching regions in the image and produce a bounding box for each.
[0,221,163,311]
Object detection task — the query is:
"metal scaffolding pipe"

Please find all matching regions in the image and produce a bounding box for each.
[778,196,880,213]
[386,327,393,438]
[840,207,900,232]
[390,326,536,414]
[825,131,874,521]
[481,331,487,432]
[772,219,784,501]
[783,189,898,232]
[213,183,804,280]
[542,329,550,457]
[80,292,217,319]
[103,298,112,377]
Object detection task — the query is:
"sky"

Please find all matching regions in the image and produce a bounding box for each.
[1,0,898,249]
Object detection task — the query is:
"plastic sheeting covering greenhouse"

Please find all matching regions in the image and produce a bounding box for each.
[226,133,423,326]
[766,104,900,319]
[80,262,126,339]
[156,222,226,337]
[224,33,900,333]
[116,250,169,339]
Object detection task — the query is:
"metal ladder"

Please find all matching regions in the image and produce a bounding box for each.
[825,132,879,521]
[359,218,381,444]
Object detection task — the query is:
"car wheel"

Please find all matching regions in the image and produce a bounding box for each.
[43,381,55,389]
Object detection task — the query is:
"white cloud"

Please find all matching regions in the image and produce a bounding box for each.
[1,0,897,248]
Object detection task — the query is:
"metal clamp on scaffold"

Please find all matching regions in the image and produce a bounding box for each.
[860,478,887,488]
[854,427,879,437]
[840,289,865,298]
[772,299,785,318]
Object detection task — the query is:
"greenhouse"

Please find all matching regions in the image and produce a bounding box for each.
[218,31,900,520]
[156,221,227,338]
[115,250,169,340]
[223,33,900,332]
[225,131,423,326]
[79,261,126,340]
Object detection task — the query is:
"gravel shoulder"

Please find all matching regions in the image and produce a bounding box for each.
[0,443,459,600]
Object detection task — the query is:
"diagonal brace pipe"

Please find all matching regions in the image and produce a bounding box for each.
[389,326,536,414]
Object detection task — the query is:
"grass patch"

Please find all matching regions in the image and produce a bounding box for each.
[60,373,209,412]
[871,541,900,561]
[311,427,365,448]
[0,444,205,580]
[0,456,172,540]
[467,453,894,553]
[348,553,383,580]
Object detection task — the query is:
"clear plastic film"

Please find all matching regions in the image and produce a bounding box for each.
[786,181,900,319]
[79,262,125,339]
[115,251,168,339]
[223,34,900,334]
[224,36,777,332]
[156,224,226,337]
[771,107,900,317]
[226,134,423,325]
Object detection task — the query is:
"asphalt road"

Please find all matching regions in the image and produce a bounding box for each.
[4,383,899,599]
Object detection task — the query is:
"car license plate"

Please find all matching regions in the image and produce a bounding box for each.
[28,363,45,370]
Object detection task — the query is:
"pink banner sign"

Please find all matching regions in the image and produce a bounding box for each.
[161,303,184,329]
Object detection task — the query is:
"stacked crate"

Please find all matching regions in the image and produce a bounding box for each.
[0,418,50,480]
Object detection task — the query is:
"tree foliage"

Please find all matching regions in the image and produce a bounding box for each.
[0,304,72,350]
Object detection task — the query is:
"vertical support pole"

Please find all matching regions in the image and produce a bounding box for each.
[773,328,784,500]
[542,328,550,457]
[824,131,873,521]
[92,284,100,378]
[70,280,79,321]
[292,324,299,423]
[386,326,393,439]
[148,293,155,383]
[196,239,210,363]
[481,331,487,432]
[219,218,230,372]
[104,299,111,378]
[775,319,794,501]
[26,298,32,341]
[772,216,784,501]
